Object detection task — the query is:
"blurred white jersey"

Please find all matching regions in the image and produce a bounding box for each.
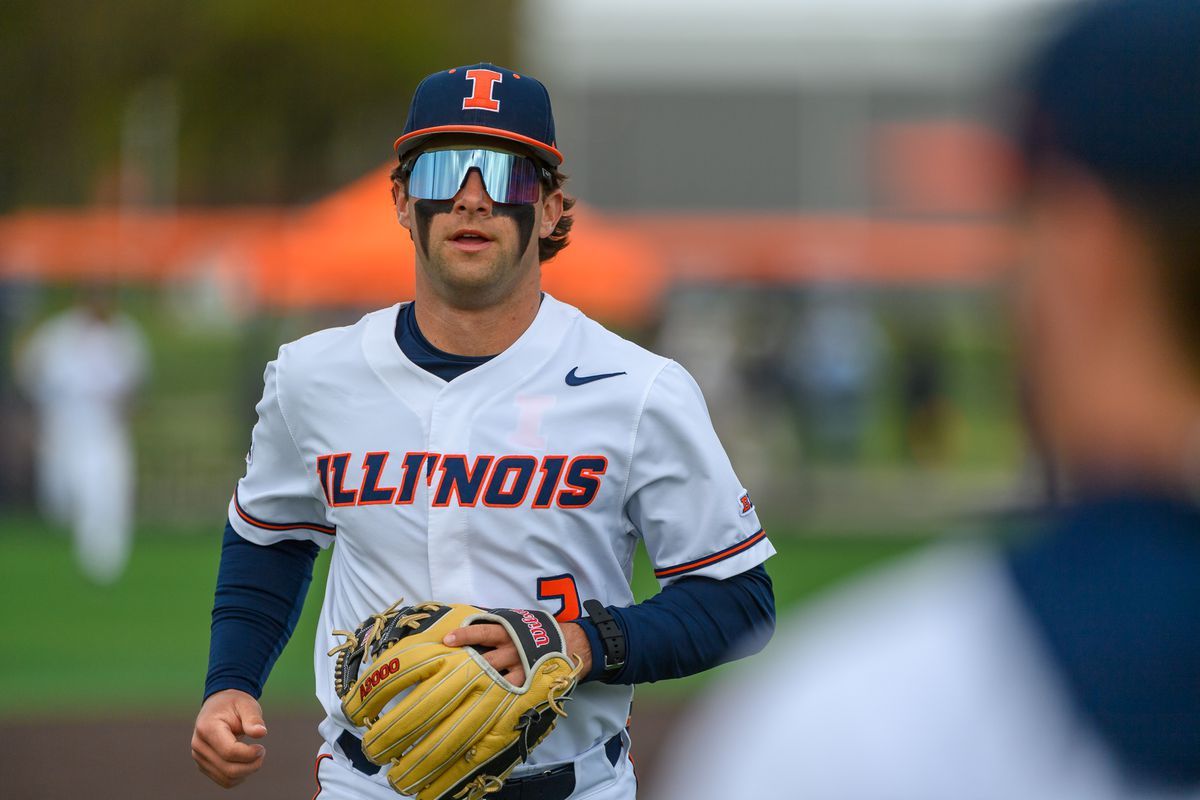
[228,294,773,791]
[18,308,147,427]
[18,307,148,584]
[656,544,1200,800]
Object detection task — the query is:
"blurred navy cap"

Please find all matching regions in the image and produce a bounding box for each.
[394,63,562,166]
[1019,0,1200,192]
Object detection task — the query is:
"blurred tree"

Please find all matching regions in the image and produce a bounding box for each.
[0,1,518,209]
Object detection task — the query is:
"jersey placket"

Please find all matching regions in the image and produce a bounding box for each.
[424,382,478,600]
[420,301,566,600]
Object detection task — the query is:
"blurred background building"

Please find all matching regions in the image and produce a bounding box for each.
[0,1,1082,797]
[524,0,1045,211]
[520,0,1076,526]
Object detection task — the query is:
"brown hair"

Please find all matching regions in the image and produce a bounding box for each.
[390,157,576,263]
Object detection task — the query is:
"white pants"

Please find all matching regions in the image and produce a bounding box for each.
[311,735,637,800]
[38,421,134,585]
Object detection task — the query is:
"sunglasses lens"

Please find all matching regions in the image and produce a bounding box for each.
[479,152,542,204]
[407,149,542,204]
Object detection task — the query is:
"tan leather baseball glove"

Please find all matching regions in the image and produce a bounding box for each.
[329,601,582,800]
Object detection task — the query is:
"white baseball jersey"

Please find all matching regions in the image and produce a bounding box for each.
[227,293,774,786]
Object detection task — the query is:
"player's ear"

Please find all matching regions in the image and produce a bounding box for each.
[393,178,413,231]
[539,187,564,239]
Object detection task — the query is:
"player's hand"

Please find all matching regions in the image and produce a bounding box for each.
[191,689,269,788]
[445,622,592,686]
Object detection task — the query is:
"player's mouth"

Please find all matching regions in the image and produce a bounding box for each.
[448,228,494,252]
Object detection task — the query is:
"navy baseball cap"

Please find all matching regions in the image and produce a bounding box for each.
[394,63,562,166]
[1018,0,1200,193]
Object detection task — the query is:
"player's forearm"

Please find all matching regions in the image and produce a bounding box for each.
[580,563,775,685]
[204,523,319,700]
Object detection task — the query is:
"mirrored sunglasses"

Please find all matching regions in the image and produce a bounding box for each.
[406,148,549,205]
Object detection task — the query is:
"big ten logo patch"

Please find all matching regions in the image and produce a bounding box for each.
[509,394,556,450]
[316,451,608,510]
[738,491,755,516]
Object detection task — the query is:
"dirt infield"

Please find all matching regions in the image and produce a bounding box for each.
[0,703,682,799]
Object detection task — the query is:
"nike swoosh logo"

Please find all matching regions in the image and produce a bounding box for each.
[565,367,627,386]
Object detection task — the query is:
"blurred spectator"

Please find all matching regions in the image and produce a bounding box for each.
[784,284,881,462]
[898,328,953,464]
[654,1,1200,798]
[16,286,148,584]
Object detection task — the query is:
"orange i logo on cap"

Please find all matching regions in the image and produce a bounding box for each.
[463,68,503,112]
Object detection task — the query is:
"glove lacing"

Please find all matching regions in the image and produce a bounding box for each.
[452,774,505,799]
[544,652,586,717]
[327,600,442,697]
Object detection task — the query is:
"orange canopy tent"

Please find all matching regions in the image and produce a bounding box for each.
[0,162,1018,324]
[615,213,1018,287]
[0,208,283,283]
[233,164,669,325]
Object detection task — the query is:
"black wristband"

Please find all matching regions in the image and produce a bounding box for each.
[583,599,626,674]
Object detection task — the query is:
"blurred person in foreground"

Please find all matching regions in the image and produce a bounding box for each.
[16,285,149,584]
[655,1,1200,798]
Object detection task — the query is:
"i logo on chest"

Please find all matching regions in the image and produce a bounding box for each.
[315,451,608,510]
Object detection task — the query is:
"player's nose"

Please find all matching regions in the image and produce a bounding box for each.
[453,169,493,214]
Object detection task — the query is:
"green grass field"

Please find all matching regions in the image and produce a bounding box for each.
[0,515,928,718]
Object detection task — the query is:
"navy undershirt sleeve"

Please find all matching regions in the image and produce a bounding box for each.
[204,525,772,694]
[577,564,775,684]
[204,523,319,701]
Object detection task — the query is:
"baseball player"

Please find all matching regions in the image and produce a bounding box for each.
[17,286,148,585]
[657,2,1200,798]
[191,63,776,800]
